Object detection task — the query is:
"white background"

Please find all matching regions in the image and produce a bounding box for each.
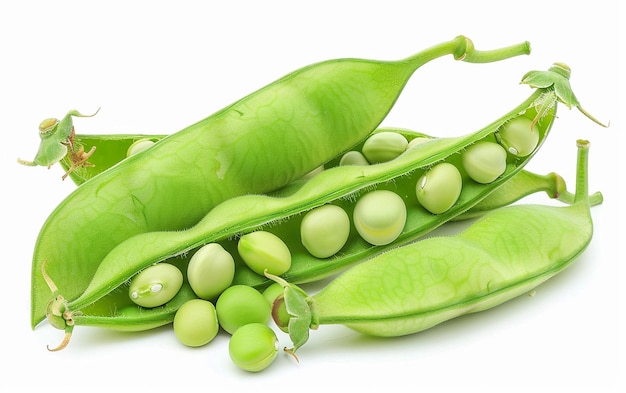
[1,1,623,391]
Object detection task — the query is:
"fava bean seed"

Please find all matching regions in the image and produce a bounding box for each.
[339,151,370,166]
[238,231,292,276]
[416,162,462,214]
[128,263,183,308]
[187,243,235,300]
[361,131,408,163]
[126,138,156,157]
[229,323,278,372]
[496,116,538,157]
[173,299,219,347]
[216,285,270,334]
[353,190,407,246]
[462,141,508,184]
[300,205,350,258]
[406,136,431,150]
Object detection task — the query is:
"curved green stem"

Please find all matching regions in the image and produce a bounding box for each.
[405,35,530,68]
[455,170,603,220]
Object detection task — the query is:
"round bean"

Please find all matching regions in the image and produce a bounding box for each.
[361,131,408,163]
[416,162,462,214]
[126,138,156,157]
[173,299,219,347]
[187,243,235,300]
[238,231,291,276]
[496,116,539,157]
[353,190,407,246]
[406,136,431,150]
[300,204,350,258]
[216,285,271,334]
[462,141,508,184]
[229,323,278,372]
[339,151,370,166]
[128,263,183,308]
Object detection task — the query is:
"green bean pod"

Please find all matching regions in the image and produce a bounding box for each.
[42,160,600,351]
[44,70,548,339]
[30,36,532,328]
[41,64,606,350]
[74,103,551,295]
[85,69,566,294]
[45,64,606,187]
[268,139,598,357]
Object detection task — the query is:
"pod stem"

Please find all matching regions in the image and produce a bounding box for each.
[574,139,591,204]
[406,36,530,68]
[556,190,603,206]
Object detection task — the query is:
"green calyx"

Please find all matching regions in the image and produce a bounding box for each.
[520,63,608,128]
[265,271,316,358]
[42,261,77,351]
[18,108,100,180]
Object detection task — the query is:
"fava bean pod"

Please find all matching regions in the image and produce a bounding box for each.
[29,36,532,327]
[41,63,605,349]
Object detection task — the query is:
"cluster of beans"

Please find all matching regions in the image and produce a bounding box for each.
[126,115,537,372]
[127,245,279,372]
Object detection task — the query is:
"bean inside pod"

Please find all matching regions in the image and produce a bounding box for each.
[64,82,557,328]
[41,63,607,349]
[266,139,599,357]
[31,36,532,329]
[78,80,557,298]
